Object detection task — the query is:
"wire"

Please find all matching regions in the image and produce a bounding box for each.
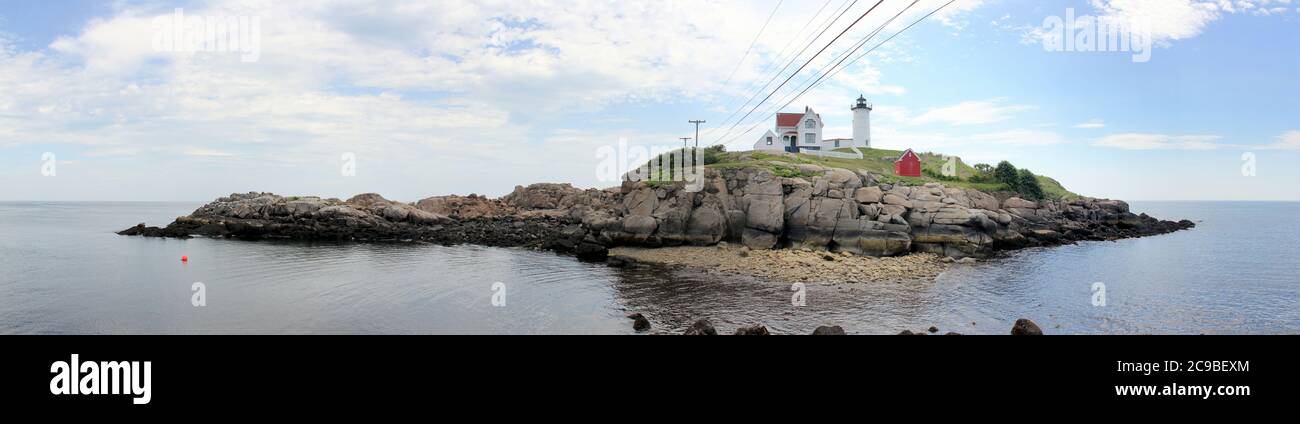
[714,0,959,148]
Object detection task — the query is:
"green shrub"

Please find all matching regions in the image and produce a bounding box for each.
[994,161,1019,189]
[1017,169,1045,200]
[702,145,727,165]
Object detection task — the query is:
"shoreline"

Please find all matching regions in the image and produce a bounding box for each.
[609,244,952,284]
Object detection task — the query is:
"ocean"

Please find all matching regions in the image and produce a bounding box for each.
[0,201,1296,334]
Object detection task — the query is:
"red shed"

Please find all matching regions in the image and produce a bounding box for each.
[894,148,921,177]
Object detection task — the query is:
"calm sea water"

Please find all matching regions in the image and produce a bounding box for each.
[0,201,1296,334]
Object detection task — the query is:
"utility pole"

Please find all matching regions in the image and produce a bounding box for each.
[679,137,692,151]
[688,120,706,149]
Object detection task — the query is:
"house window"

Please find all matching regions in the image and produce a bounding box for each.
[834,140,840,148]
[805,133,815,144]
[766,136,773,145]
[805,119,815,129]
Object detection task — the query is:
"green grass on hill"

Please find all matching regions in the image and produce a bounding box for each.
[706,148,1078,201]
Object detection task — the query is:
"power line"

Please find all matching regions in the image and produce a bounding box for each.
[707,0,860,137]
[708,0,838,136]
[714,0,958,148]
[757,0,922,127]
[719,0,785,88]
[824,0,958,89]
[714,0,885,144]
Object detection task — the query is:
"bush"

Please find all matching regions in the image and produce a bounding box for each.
[994,161,1019,189]
[923,168,960,182]
[1017,169,1044,200]
[702,145,726,165]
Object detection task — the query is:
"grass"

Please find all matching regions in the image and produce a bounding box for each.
[704,148,1079,200]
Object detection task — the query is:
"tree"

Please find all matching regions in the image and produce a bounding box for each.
[994,161,1019,190]
[1017,169,1044,200]
[973,163,993,175]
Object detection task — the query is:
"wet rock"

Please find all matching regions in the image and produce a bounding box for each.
[574,240,609,262]
[1011,318,1043,336]
[734,325,771,335]
[628,313,651,332]
[683,319,718,335]
[928,326,939,333]
[811,325,846,335]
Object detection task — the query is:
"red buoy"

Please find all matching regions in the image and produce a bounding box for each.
[181,255,189,262]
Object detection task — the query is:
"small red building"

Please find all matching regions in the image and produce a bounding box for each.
[894,148,921,177]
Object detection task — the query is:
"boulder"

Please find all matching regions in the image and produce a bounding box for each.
[503,183,580,209]
[345,193,389,207]
[734,325,771,335]
[853,186,883,204]
[684,203,726,245]
[882,193,912,208]
[826,168,861,189]
[1003,197,1038,210]
[811,325,846,335]
[683,319,718,335]
[1011,318,1043,336]
[628,313,651,332]
[745,193,785,234]
[622,215,658,235]
[741,228,778,250]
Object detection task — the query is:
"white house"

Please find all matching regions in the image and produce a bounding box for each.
[752,106,823,152]
[753,95,872,152]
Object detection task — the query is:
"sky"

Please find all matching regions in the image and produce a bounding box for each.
[0,0,1297,202]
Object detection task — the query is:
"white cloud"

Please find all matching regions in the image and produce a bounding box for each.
[1017,1,1292,48]
[1093,133,1223,150]
[2,0,1004,200]
[1256,130,1300,150]
[1074,119,1106,129]
[909,98,1034,126]
[933,0,990,30]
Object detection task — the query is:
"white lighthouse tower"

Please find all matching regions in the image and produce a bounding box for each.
[852,94,872,148]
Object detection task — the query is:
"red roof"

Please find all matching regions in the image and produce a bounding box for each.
[776,113,803,127]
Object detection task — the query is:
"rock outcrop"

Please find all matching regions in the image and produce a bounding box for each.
[119,166,1194,261]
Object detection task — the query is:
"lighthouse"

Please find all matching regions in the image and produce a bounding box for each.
[852,94,872,148]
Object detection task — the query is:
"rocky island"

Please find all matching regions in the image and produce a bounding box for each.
[120,149,1195,280]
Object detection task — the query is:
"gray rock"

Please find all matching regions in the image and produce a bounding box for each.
[853,186,883,204]
[622,215,658,235]
[734,325,771,335]
[1003,197,1038,210]
[1011,318,1043,335]
[811,325,846,335]
[741,228,778,249]
[683,319,718,335]
[883,193,912,208]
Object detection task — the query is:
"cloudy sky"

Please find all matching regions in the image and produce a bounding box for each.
[1,0,1297,202]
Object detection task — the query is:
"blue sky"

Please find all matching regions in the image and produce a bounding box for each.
[1,0,1298,202]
